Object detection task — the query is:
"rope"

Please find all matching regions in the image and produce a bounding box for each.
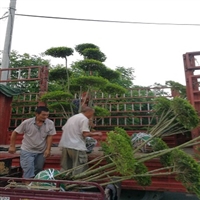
[4,179,60,191]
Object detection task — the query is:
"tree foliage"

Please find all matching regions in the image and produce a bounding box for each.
[82,48,107,62]
[94,106,110,117]
[41,91,73,101]
[73,59,106,72]
[10,50,50,67]
[165,80,186,98]
[98,67,120,81]
[8,50,50,92]
[45,47,74,58]
[48,65,72,91]
[154,96,200,130]
[45,46,74,91]
[40,91,74,119]
[75,43,100,55]
[100,82,127,95]
[72,76,108,88]
[110,66,135,88]
[43,43,130,116]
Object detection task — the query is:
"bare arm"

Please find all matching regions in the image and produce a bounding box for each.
[83,131,102,138]
[8,131,18,154]
[44,135,53,158]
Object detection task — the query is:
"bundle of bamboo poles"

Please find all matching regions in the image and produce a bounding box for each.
[52,97,200,198]
[3,97,199,197]
[54,111,200,197]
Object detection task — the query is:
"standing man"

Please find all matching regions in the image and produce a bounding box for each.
[8,106,56,178]
[59,106,102,175]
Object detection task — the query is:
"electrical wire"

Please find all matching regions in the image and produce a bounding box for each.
[15,13,200,26]
[0,15,8,20]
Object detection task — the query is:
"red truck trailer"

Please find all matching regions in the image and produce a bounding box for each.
[0,176,105,200]
[0,51,200,199]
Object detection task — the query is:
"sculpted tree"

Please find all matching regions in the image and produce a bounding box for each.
[42,43,126,118]
[70,43,125,114]
[45,47,74,91]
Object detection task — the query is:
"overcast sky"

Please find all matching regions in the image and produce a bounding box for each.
[1,0,200,86]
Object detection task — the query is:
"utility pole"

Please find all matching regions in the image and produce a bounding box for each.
[1,0,17,84]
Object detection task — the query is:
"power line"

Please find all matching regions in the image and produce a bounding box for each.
[0,15,8,20]
[15,13,200,26]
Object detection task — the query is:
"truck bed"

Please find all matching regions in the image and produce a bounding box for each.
[0,177,105,200]
[0,145,192,193]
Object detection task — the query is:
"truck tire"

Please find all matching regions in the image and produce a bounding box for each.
[141,191,164,200]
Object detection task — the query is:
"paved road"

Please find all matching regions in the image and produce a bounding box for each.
[120,190,199,200]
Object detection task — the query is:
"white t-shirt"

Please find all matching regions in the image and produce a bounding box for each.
[59,113,90,151]
[14,117,56,153]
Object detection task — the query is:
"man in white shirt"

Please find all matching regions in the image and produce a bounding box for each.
[59,106,102,175]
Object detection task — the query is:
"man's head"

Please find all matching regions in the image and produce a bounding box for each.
[81,106,95,119]
[35,106,49,122]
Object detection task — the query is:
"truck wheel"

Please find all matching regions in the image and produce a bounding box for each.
[141,191,164,200]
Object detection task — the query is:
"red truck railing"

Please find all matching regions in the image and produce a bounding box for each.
[8,87,173,130]
[0,177,105,200]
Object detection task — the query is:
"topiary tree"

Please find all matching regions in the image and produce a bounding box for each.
[48,65,72,92]
[40,91,74,119]
[45,47,74,91]
[75,43,100,55]
[43,43,127,115]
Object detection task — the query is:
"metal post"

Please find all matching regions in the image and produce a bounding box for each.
[1,0,17,83]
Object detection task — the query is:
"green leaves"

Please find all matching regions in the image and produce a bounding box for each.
[10,51,50,68]
[111,66,135,88]
[165,80,186,98]
[154,97,200,130]
[40,91,73,101]
[82,48,107,62]
[101,127,151,185]
[102,128,137,175]
[134,164,151,186]
[98,67,120,80]
[171,97,200,130]
[172,149,200,198]
[43,43,135,116]
[154,97,171,114]
[73,76,108,88]
[45,47,74,58]
[75,43,100,55]
[101,82,127,95]
[151,138,172,167]
[9,51,50,93]
[40,91,74,118]
[49,66,71,81]
[74,59,106,72]
[45,47,74,91]
[94,106,110,117]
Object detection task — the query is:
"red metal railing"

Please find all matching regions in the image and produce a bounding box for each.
[8,87,173,130]
[0,66,48,93]
[183,52,200,145]
[0,177,105,200]
[0,66,42,82]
